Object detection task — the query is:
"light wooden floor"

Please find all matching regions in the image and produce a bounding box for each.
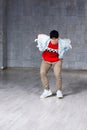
[0,68,87,130]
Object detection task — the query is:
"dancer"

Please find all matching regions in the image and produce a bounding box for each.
[35,30,72,98]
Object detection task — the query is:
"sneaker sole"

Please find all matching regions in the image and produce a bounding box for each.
[40,92,52,98]
[57,96,63,99]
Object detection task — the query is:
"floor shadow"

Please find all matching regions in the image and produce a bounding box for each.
[63,80,87,97]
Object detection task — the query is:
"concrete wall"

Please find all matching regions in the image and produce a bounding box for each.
[0,0,7,69]
[0,0,3,68]
[1,0,87,69]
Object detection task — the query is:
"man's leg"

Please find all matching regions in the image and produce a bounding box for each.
[40,60,51,90]
[53,60,63,98]
[40,61,52,98]
[53,60,62,90]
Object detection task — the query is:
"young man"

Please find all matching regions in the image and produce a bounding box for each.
[35,30,72,99]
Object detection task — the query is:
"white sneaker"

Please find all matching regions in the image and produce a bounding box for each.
[40,89,52,98]
[56,90,63,98]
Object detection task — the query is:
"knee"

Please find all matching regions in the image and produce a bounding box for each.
[40,70,46,76]
[55,73,62,79]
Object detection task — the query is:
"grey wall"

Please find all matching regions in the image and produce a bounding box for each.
[1,0,87,69]
[0,0,7,69]
[0,0,3,68]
